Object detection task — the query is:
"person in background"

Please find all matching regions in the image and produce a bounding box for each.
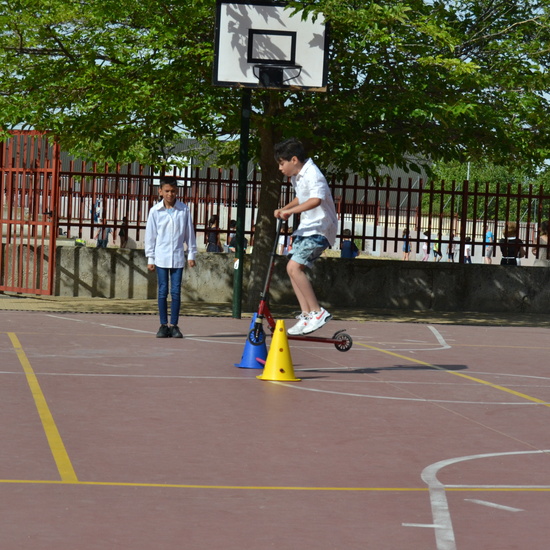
[225,219,237,252]
[94,218,113,248]
[532,220,549,267]
[118,216,129,248]
[432,236,442,262]
[498,221,525,266]
[278,223,291,255]
[421,231,430,261]
[206,215,222,252]
[447,232,456,262]
[484,226,494,264]
[464,236,472,264]
[402,229,411,261]
[341,228,359,259]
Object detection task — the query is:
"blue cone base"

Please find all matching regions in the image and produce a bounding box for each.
[235,313,268,369]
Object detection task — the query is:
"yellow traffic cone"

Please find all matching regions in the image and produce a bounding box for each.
[257,320,301,382]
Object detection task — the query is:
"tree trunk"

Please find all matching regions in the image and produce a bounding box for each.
[245,93,285,311]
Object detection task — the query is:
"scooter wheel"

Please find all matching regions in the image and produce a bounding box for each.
[248,328,266,346]
[334,332,353,352]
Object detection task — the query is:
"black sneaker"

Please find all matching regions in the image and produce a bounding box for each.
[156,325,171,338]
[170,325,183,338]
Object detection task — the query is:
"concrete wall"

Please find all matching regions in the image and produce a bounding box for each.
[53,246,550,314]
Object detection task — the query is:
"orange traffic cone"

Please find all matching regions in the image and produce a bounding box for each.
[257,320,300,382]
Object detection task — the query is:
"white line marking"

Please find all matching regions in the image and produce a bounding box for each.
[427,326,451,350]
[401,523,441,529]
[464,499,524,512]
[268,382,550,405]
[421,450,550,550]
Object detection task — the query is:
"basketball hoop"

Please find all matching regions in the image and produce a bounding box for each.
[253,64,303,88]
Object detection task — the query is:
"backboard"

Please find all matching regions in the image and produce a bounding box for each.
[213,0,329,91]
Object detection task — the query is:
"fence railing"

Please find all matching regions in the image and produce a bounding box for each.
[4,147,550,261]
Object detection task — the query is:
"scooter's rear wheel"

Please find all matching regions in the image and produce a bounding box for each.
[333,331,353,352]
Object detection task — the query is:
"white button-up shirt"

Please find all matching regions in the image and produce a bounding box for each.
[145,200,197,268]
[292,158,338,246]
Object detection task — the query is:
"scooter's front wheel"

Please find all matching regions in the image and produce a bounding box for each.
[248,327,266,346]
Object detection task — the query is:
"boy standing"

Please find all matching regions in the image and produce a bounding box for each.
[273,138,338,336]
[145,177,197,338]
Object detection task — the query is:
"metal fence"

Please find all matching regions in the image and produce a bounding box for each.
[4,133,550,261]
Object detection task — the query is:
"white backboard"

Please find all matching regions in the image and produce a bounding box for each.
[213,0,329,91]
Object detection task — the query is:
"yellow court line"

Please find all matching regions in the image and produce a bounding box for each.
[8,333,78,483]
[0,479,424,490]
[0,479,549,492]
[355,342,550,408]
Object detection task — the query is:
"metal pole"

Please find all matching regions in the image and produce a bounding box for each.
[232,88,252,318]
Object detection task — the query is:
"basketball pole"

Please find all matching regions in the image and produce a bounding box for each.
[232,87,252,318]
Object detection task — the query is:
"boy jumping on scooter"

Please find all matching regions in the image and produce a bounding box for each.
[273,138,338,336]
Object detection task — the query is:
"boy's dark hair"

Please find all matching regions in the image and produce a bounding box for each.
[343,228,351,237]
[160,176,178,188]
[274,138,307,163]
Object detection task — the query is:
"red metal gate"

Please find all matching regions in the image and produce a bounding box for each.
[0,131,60,294]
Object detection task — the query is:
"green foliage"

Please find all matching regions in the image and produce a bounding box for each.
[0,0,549,176]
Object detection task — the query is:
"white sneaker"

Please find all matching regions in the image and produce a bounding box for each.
[287,313,311,335]
[302,307,332,334]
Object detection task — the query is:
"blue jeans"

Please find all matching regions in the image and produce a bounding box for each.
[156,267,183,326]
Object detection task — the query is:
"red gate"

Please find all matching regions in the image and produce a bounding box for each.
[0,131,60,294]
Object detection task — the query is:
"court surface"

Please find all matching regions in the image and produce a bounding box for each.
[1,309,549,550]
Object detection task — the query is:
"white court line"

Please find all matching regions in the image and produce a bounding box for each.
[420,450,550,550]
[401,523,448,529]
[428,326,451,350]
[269,381,550,405]
[44,315,452,353]
[464,499,524,513]
[44,314,244,344]
[0,370,545,406]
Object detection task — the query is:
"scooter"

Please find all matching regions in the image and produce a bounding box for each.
[247,220,353,352]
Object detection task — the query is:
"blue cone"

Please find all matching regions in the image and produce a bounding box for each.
[235,313,268,369]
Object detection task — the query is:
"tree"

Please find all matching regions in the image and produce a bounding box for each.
[1,0,550,307]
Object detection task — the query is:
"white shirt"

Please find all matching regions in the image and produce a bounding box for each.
[292,158,338,246]
[145,200,197,268]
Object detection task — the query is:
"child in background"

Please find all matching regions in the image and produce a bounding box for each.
[273,138,338,336]
[145,176,197,338]
[206,215,222,252]
[402,229,411,261]
[464,237,472,263]
[341,229,359,259]
[94,219,113,248]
